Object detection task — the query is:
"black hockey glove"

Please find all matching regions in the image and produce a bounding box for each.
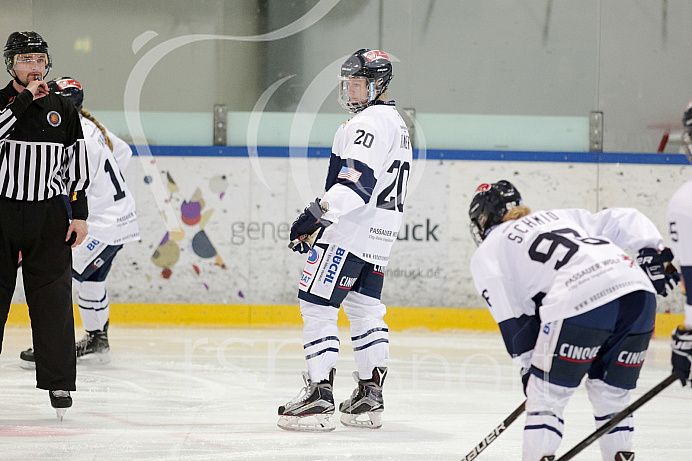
[289,198,332,254]
[520,367,531,396]
[637,248,680,297]
[672,326,692,386]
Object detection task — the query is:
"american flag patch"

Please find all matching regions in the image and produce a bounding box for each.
[337,166,362,182]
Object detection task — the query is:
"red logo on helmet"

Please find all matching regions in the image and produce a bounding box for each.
[57,79,81,90]
[475,183,491,193]
[363,50,389,62]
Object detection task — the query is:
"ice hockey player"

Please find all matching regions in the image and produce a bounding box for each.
[278,49,412,432]
[19,77,139,369]
[669,100,692,390]
[469,180,678,461]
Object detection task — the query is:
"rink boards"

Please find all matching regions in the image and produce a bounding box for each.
[5,303,683,337]
[6,147,690,334]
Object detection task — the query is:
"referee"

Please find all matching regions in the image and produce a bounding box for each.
[0,31,89,419]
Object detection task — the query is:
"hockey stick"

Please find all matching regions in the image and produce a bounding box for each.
[461,400,526,460]
[556,372,677,461]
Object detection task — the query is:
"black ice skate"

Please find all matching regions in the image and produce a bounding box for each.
[339,366,387,429]
[49,390,72,421]
[615,452,635,461]
[19,321,111,369]
[539,457,555,461]
[277,369,336,432]
[19,348,37,370]
[75,320,111,364]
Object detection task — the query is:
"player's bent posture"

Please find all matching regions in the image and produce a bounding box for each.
[19,77,139,368]
[669,101,692,387]
[469,181,678,461]
[278,49,412,432]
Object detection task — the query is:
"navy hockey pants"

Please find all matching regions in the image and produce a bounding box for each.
[531,290,656,389]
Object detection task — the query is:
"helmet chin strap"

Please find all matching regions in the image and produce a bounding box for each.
[9,69,25,87]
[367,81,377,102]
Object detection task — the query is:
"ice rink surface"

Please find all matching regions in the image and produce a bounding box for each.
[0,326,690,461]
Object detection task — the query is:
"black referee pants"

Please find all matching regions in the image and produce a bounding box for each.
[0,196,76,391]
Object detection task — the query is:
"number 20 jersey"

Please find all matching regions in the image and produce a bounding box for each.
[319,102,412,265]
[471,208,661,326]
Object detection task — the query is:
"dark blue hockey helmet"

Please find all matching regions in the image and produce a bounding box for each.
[48,77,84,112]
[4,31,51,77]
[469,180,523,245]
[338,48,393,113]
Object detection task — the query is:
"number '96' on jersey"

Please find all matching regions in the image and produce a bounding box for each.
[471,208,663,326]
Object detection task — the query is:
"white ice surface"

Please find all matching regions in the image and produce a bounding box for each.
[0,327,689,460]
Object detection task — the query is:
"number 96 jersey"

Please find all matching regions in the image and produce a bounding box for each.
[319,101,412,265]
[471,208,661,326]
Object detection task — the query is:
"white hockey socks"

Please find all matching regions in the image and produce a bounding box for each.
[77,280,110,332]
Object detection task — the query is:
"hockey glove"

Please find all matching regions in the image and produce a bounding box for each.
[520,367,531,396]
[289,198,332,254]
[671,326,692,386]
[637,247,680,297]
[288,231,320,254]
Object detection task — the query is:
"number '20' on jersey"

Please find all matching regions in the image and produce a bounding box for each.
[319,101,412,265]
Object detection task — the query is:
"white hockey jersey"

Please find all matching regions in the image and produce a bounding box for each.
[667,177,692,324]
[667,179,692,268]
[471,208,662,332]
[79,116,139,246]
[319,101,412,265]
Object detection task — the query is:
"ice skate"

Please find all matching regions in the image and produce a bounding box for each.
[76,320,111,364]
[339,366,387,429]
[20,321,111,369]
[615,452,635,461]
[278,368,335,432]
[19,348,36,370]
[49,390,72,421]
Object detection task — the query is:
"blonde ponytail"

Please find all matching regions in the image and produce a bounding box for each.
[503,205,532,222]
[80,109,113,152]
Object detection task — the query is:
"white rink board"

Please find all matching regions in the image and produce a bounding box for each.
[11,156,689,312]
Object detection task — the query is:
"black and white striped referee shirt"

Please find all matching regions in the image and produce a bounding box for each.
[0,81,89,214]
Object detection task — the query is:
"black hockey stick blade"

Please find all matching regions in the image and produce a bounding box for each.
[461,400,526,460]
[556,372,677,461]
